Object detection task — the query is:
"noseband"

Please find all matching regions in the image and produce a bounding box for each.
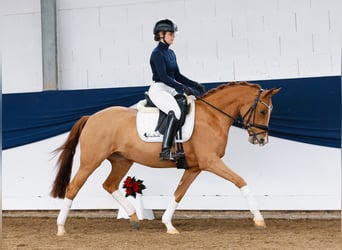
[241,89,272,134]
[197,89,273,137]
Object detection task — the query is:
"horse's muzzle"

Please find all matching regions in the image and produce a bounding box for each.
[248,134,268,146]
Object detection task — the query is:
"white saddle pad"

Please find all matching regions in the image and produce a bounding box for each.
[136,96,196,143]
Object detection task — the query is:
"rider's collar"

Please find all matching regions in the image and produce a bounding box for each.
[158,41,169,49]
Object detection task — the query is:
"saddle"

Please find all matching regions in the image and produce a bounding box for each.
[136,93,196,169]
[144,92,190,135]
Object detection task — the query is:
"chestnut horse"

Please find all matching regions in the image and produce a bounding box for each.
[51,82,280,235]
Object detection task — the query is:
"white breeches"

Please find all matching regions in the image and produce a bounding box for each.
[148,82,181,120]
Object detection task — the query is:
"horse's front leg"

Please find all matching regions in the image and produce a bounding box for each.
[162,167,201,234]
[200,157,266,228]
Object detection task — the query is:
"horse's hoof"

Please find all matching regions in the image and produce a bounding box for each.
[129,213,140,230]
[56,231,66,236]
[167,228,180,234]
[130,220,140,230]
[56,225,66,236]
[254,220,266,229]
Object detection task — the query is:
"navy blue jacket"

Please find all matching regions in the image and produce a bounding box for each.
[150,42,197,92]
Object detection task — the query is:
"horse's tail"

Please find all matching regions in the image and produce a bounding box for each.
[50,115,90,198]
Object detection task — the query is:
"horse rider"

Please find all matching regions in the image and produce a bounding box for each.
[148,19,206,161]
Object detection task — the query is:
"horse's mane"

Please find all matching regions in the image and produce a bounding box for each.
[201,81,261,98]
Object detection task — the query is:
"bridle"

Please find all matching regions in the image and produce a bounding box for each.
[197,89,273,141]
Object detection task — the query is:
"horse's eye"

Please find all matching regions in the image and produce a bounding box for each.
[260,110,267,115]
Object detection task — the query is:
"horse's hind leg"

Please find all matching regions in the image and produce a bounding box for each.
[102,155,140,229]
[56,161,102,236]
[162,167,201,234]
[200,157,266,228]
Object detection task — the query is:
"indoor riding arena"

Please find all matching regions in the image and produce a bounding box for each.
[2,0,341,249]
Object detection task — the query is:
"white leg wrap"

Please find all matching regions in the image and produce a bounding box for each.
[240,185,263,221]
[57,198,73,225]
[162,199,178,232]
[112,190,136,216]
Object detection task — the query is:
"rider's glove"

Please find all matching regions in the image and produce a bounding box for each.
[184,87,195,96]
[193,83,206,94]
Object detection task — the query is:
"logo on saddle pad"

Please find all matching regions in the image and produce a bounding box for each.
[136,95,196,143]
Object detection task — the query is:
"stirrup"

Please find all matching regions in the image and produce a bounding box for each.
[160,151,186,161]
[172,151,185,160]
[160,149,173,161]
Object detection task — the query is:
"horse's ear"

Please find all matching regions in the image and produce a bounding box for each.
[265,88,281,97]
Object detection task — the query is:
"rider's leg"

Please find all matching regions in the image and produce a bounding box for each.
[160,111,179,160]
[148,82,181,120]
[148,82,182,160]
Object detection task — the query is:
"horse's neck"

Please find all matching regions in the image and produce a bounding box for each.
[203,86,243,120]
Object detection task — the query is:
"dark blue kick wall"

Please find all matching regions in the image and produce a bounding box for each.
[3,76,341,150]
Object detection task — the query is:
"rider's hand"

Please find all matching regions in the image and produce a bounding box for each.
[184,87,195,96]
[194,83,206,94]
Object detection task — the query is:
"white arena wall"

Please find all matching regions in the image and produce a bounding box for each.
[3,0,341,92]
[2,0,341,211]
[2,128,340,210]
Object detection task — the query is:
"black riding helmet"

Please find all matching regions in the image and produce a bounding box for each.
[153,19,178,35]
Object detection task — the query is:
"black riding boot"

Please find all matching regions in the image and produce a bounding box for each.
[160,111,179,160]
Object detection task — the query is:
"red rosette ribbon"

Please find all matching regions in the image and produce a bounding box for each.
[122,176,146,198]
